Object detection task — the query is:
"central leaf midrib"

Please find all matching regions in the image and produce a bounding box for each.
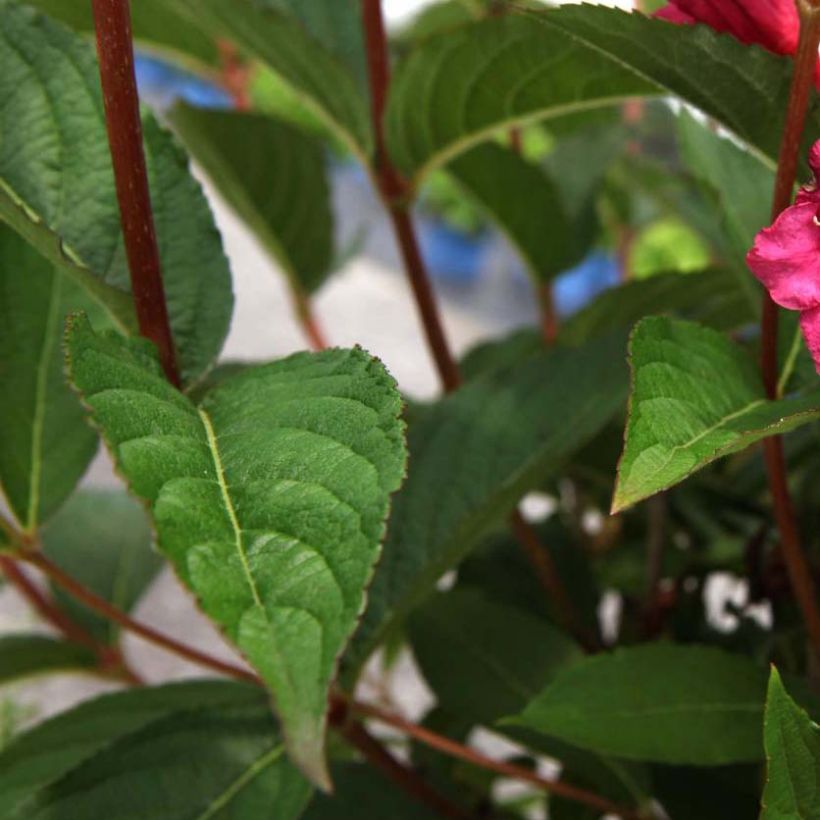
[198,408,262,608]
[26,271,62,531]
[194,743,285,820]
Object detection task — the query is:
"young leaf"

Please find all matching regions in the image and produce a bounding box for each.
[761,667,820,819]
[0,1,233,384]
[66,316,407,788]
[0,635,96,685]
[164,0,371,158]
[409,588,582,724]
[169,105,334,295]
[41,489,163,645]
[0,681,311,820]
[386,5,804,183]
[508,644,769,765]
[0,229,100,530]
[613,317,820,513]
[348,333,628,675]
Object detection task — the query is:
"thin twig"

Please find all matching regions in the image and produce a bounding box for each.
[0,555,142,683]
[361,0,462,393]
[349,699,643,819]
[10,547,629,816]
[91,0,180,386]
[0,555,98,650]
[334,708,469,819]
[20,551,259,684]
[293,287,329,352]
[509,511,600,650]
[758,1,820,659]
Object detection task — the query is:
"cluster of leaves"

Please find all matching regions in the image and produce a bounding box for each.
[0,0,819,817]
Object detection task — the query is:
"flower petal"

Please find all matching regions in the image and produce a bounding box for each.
[655,0,798,54]
[800,306,820,374]
[747,200,820,310]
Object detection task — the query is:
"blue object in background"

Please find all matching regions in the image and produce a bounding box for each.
[135,54,232,111]
[553,251,621,316]
[418,220,490,286]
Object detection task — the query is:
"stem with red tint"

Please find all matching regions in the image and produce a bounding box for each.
[360,0,593,645]
[293,287,329,352]
[21,551,260,684]
[0,555,142,683]
[333,706,469,819]
[91,0,180,386]
[349,699,642,818]
[758,1,820,658]
[361,0,461,392]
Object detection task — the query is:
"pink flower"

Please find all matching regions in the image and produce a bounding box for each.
[656,0,820,86]
[747,142,820,373]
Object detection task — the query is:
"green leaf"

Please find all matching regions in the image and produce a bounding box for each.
[509,644,769,765]
[562,268,755,346]
[761,667,820,819]
[23,0,220,72]
[66,316,407,788]
[676,111,774,269]
[169,105,334,295]
[445,132,617,282]
[348,333,628,675]
[386,5,802,182]
[0,635,96,685]
[0,229,101,529]
[303,763,431,819]
[0,681,311,820]
[447,144,573,282]
[410,588,581,724]
[41,489,163,645]
[265,0,366,90]
[165,0,371,158]
[0,1,233,384]
[613,318,820,513]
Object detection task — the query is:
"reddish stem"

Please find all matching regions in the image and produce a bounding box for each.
[217,40,252,111]
[0,555,142,683]
[91,0,180,387]
[361,0,462,393]
[11,547,622,814]
[293,288,329,352]
[0,555,98,650]
[360,0,594,646]
[334,709,469,819]
[386,208,462,391]
[536,281,559,345]
[350,699,642,818]
[510,511,599,649]
[21,551,259,684]
[758,3,820,659]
